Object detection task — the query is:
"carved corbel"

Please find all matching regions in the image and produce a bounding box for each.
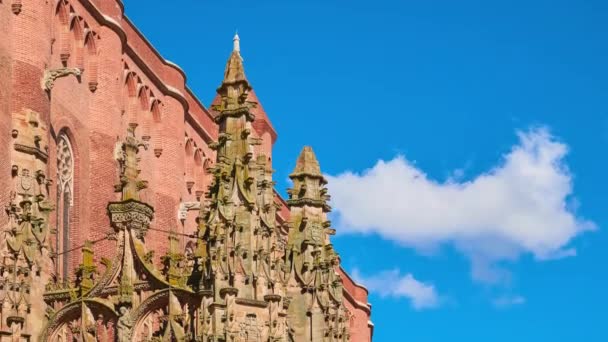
[178,201,201,221]
[41,67,82,92]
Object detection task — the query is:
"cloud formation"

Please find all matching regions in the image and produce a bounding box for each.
[352,269,440,310]
[327,128,594,283]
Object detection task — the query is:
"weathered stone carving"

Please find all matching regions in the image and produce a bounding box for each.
[280,145,350,341]
[56,135,74,202]
[41,67,82,91]
[178,201,200,221]
[1,109,54,340]
[116,306,133,342]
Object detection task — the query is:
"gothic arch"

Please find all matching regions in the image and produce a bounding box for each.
[138,86,151,111]
[55,0,70,25]
[151,100,163,156]
[129,288,196,340]
[124,71,139,97]
[194,149,202,167]
[55,0,72,64]
[185,138,195,191]
[70,16,85,68]
[124,72,141,127]
[151,99,162,123]
[194,149,207,198]
[137,89,152,140]
[84,30,99,91]
[42,299,117,342]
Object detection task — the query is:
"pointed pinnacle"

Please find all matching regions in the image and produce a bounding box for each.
[291,146,322,177]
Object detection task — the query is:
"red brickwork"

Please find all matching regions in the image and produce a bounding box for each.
[0,2,12,235]
[0,0,372,340]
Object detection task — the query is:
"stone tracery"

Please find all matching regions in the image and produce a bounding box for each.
[56,132,75,280]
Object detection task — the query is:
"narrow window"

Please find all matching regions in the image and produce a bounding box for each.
[56,134,74,280]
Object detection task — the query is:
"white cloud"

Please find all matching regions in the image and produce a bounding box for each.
[327,128,595,283]
[352,269,440,310]
[492,295,526,308]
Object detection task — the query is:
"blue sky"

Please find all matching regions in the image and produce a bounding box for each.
[124,1,608,340]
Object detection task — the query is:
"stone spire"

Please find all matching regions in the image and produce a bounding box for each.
[288,146,331,211]
[283,146,349,341]
[209,34,278,148]
[291,146,322,178]
[217,34,249,110]
[201,34,261,287]
[193,35,288,340]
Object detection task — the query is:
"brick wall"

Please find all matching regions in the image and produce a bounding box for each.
[0,2,12,234]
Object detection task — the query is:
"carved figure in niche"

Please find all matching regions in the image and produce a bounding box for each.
[81,305,97,342]
[116,306,133,342]
[270,319,285,341]
[96,314,109,342]
[225,312,241,342]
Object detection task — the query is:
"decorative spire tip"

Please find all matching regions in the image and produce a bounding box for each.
[233,32,240,52]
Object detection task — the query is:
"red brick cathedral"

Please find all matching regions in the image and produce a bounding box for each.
[0,1,372,341]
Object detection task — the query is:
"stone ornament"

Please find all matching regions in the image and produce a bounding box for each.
[56,134,73,204]
[41,67,82,92]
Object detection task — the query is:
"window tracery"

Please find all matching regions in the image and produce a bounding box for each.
[56,133,74,279]
[57,134,74,203]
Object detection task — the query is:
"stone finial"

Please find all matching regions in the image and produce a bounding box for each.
[114,126,148,202]
[76,241,96,294]
[107,126,154,236]
[161,231,186,287]
[233,32,240,52]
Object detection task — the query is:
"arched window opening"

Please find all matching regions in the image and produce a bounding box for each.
[56,134,74,280]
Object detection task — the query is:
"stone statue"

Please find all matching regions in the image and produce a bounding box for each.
[116,306,133,342]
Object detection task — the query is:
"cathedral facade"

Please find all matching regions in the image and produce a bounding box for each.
[0,0,373,341]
